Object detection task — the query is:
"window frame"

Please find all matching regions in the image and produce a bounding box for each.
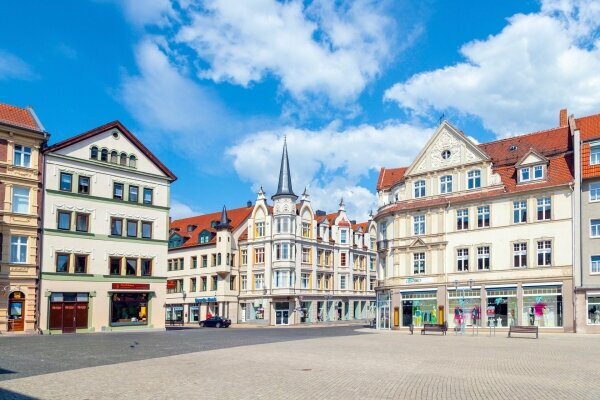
[143,188,153,205]
[60,172,73,192]
[591,145,600,165]
[590,183,600,202]
[11,186,30,214]
[74,254,88,274]
[536,197,551,221]
[111,217,123,236]
[14,145,32,168]
[78,176,90,195]
[513,242,528,268]
[536,240,552,267]
[440,175,453,194]
[113,182,124,200]
[414,180,426,198]
[10,236,28,264]
[75,213,90,233]
[477,246,490,270]
[591,219,600,238]
[413,214,425,235]
[591,255,600,274]
[141,221,152,239]
[57,210,72,230]
[477,205,490,228]
[467,170,481,189]
[456,208,469,230]
[128,185,139,203]
[457,248,469,272]
[141,258,152,276]
[125,258,137,276]
[413,252,425,275]
[513,200,527,224]
[56,253,70,273]
[126,219,138,238]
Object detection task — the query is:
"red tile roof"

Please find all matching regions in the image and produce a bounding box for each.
[0,103,43,132]
[169,205,253,249]
[376,167,408,190]
[577,114,600,142]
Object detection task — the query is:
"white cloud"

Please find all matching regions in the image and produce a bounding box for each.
[175,0,397,105]
[0,50,36,80]
[117,0,176,27]
[170,199,203,219]
[384,0,600,137]
[227,121,432,219]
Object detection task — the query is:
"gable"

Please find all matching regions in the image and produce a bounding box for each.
[515,149,547,167]
[406,122,489,177]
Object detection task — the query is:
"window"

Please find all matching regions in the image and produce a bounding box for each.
[513,201,527,223]
[513,242,527,267]
[100,149,108,162]
[10,236,27,264]
[442,150,451,159]
[255,247,265,263]
[141,222,152,239]
[75,213,89,232]
[191,278,197,292]
[241,275,248,290]
[587,296,600,324]
[60,172,72,192]
[127,220,138,237]
[198,230,211,244]
[120,153,127,166]
[254,273,264,290]
[90,146,98,159]
[256,221,265,237]
[111,218,123,236]
[457,248,469,271]
[274,270,291,288]
[113,183,124,200]
[477,206,490,228]
[191,256,197,269]
[413,253,425,274]
[590,183,600,202]
[520,167,530,182]
[201,277,207,291]
[340,253,347,266]
[126,258,137,275]
[591,146,600,165]
[211,253,217,266]
[78,176,90,195]
[467,170,481,189]
[141,259,152,276]
[537,240,552,266]
[592,256,600,273]
[275,243,290,260]
[241,250,248,265]
[109,257,121,275]
[56,253,69,273]
[477,246,490,270]
[301,247,310,263]
[212,276,218,290]
[75,255,87,274]
[440,175,452,194]
[301,273,310,289]
[217,253,222,265]
[12,187,29,214]
[534,165,544,179]
[229,276,236,290]
[340,229,347,244]
[58,210,71,230]
[143,188,153,205]
[535,197,551,221]
[110,151,118,163]
[591,219,600,237]
[129,155,137,168]
[129,186,139,202]
[201,255,208,268]
[302,222,310,238]
[14,145,31,167]
[340,275,347,290]
[414,180,426,198]
[276,217,290,233]
[413,215,425,235]
[456,209,469,230]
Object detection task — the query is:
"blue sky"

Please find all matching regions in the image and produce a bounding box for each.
[1,0,599,220]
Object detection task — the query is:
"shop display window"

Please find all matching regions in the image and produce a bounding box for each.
[111,293,148,326]
[448,290,481,328]
[522,287,562,327]
[485,289,517,327]
[401,292,437,327]
[587,297,600,325]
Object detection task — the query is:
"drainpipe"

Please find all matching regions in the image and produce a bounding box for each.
[35,137,48,334]
[571,119,581,333]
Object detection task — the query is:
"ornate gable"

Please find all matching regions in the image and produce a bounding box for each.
[406,121,490,177]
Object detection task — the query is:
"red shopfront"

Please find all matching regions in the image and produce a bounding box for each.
[49,293,89,333]
[110,283,151,327]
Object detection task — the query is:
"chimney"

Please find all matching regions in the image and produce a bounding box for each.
[559,108,568,127]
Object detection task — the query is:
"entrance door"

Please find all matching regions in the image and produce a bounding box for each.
[8,295,25,332]
[275,310,290,325]
[62,303,76,333]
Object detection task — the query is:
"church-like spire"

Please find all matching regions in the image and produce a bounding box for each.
[216,205,231,230]
[338,198,345,212]
[272,136,297,200]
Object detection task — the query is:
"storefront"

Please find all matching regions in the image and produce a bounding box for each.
[165,304,183,323]
[8,291,26,332]
[241,299,266,322]
[111,292,149,327]
[485,287,517,327]
[588,295,600,325]
[376,291,390,330]
[274,301,290,325]
[448,289,481,329]
[49,292,89,333]
[189,305,199,323]
[401,291,437,327]
[299,301,311,323]
[522,285,563,327]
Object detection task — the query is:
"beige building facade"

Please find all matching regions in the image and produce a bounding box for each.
[0,103,47,333]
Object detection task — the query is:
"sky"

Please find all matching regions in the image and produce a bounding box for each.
[2,0,600,221]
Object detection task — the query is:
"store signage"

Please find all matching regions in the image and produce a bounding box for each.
[195,297,217,303]
[166,281,176,289]
[112,283,150,290]
[404,277,433,285]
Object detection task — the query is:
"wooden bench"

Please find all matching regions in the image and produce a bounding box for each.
[421,323,447,335]
[508,325,538,339]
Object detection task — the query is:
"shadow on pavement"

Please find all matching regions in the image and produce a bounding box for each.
[0,388,39,399]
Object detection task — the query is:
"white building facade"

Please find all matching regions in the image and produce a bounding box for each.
[39,121,176,333]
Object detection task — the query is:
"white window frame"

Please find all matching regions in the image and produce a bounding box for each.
[440,175,453,194]
[10,236,28,264]
[340,229,347,244]
[413,215,425,235]
[513,242,528,268]
[536,240,552,266]
[456,209,469,230]
[256,221,265,237]
[340,275,347,290]
[520,167,531,182]
[457,248,469,272]
[413,252,425,275]
[275,243,290,260]
[513,201,527,224]
[255,247,265,264]
[12,186,30,214]
[301,273,310,289]
[301,247,310,263]
[477,205,490,228]
[241,275,247,290]
[414,180,426,198]
[590,183,600,202]
[14,145,32,168]
[537,197,551,221]
[591,219,600,238]
[254,273,264,289]
[467,170,481,189]
[477,246,490,270]
[533,165,544,179]
[591,145,600,165]
[591,256,600,274]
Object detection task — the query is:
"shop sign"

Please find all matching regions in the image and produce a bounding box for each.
[404,277,433,285]
[166,281,176,289]
[195,296,217,303]
[112,283,150,290]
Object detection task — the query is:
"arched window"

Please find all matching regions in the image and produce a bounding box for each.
[129,155,137,168]
[120,152,127,166]
[467,170,481,189]
[90,146,98,160]
[110,151,118,163]
[100,149,108,162]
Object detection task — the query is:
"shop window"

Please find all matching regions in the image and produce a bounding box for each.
[75,213,89,233]
[522,287,562,327]
[58,210,72,230]
[449,290,482,329]
[74,255,87,274]
[143,188,153,205]
[477,206,490,228]
[56,253,70,273]
[110,293,148,326]
[537,197,551,221]
[60,172,72,192]
[401,292,437,327]
[14,145,32,167]
[486,289,517,327]
[113,183,124,200]
[141,222,152,239]
[587,297,600,324]
[109,257,121,275]
[78,176,90,195]
[111,218,123,236]
[141,259,152,276]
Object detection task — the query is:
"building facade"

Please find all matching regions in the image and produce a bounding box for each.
[0,103,47,333]
[39,121,176,333]
[375,118,575,332]
[572,112,600,333]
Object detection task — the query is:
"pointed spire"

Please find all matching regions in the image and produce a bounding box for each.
[338,197,345,212]
[301,187,310,202]
[216,205,231,230]
[272,136,297,200]
[368,210,373,221]
[257,186,266,201]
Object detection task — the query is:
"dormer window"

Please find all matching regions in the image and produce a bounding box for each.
[199,230,211,244]
[591,145,600,165]
[414,180,425,198]
[519,165,545,183]
[534,165,543,179]
[187,224,196,232]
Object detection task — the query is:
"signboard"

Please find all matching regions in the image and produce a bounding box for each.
[112,283,150,290]
[195,297,217,303]
[404,277,433,285]
[166,280,176,290]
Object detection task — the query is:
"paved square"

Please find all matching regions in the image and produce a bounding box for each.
[1,327,599,399]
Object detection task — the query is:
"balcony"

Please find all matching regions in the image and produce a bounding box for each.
[377,240,389,252]
[213,263,231,276]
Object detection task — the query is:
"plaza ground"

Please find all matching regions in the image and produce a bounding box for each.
[1,325,599,399]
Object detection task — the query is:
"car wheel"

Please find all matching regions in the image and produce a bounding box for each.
[216,322,222,328]
[199,322,205,327]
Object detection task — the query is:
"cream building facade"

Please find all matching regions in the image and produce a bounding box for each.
[39,121,176,333]
[0,103,47,333]
[375,119,574,332]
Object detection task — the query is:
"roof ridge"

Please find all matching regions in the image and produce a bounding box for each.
[171,205,253,224]
[479,125,566,147]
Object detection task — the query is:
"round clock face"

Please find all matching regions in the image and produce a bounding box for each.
[441,150,451,159]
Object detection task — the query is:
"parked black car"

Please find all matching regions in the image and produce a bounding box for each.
[199,316,231,328]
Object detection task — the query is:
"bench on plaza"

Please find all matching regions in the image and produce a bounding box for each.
[421,323,447,335]
[507,325,538,339]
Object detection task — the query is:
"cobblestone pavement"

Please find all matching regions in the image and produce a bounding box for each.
[1,328,600,399]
